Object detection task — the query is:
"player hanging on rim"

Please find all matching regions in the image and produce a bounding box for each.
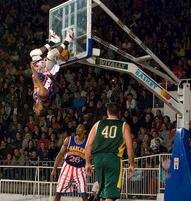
[30,30,74,116]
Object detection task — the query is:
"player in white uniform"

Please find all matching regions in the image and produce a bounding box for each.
[30,29,74,73]
[50,124,88,201]
[30,30,74,116]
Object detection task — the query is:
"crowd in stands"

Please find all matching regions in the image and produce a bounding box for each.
[0,0,191,171]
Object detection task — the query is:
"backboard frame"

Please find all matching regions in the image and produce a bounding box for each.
[49,0,92,65]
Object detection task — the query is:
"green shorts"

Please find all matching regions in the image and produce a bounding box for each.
[93,153,123,199]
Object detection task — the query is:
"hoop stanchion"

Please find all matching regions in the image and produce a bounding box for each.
[164,128,191,201]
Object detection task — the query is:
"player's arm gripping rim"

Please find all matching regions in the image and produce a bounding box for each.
[85,122,99,176]
[50,137,69,180]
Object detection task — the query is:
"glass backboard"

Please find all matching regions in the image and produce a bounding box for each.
[49,0,92,65]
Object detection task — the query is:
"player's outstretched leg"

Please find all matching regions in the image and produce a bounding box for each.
[49,29,61,44]
[30,30,61,62]
[65,29,74,43]
[46,30,74,70]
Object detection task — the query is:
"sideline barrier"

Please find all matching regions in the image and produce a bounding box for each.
[0,154,171,200]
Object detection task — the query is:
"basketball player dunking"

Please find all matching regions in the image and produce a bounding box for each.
[30,30,74,116]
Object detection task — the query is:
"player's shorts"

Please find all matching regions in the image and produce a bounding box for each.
[93,153,123,199]
[33,58,56,74]
[56,162,87,194]
[33,59,46,73]
[46,58,56,71]
[46,48,59,71]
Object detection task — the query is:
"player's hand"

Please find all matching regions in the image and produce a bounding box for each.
[50,168,57,181]
[128,164,135,179]
[85,163,93,176]
[30,62,36,71]
[30,62,38,77]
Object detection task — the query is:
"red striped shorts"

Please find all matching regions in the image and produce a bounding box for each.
[56,162,87,194]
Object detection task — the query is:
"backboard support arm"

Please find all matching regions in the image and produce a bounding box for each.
[82,58,185,118]
[93,0,180,84]
[93,35,176,84]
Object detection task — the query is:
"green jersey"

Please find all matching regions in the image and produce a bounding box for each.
[92,119,126,158]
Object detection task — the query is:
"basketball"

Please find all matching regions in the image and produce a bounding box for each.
[60,49,70,61]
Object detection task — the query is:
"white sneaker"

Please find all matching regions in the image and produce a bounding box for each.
[49,29,61,43]
[65,29,74,43]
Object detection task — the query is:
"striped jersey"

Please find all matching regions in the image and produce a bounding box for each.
[65,136,87,168]
[33,72,58,103]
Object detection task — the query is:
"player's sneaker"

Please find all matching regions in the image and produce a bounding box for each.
[65,29,74,43]
[49,29,61,44]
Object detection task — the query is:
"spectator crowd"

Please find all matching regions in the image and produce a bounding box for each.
[0,0,191,171]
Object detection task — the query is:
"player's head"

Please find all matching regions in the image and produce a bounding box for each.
[33,102,43,116]
[76,124,86,138]
[106,102,119,117]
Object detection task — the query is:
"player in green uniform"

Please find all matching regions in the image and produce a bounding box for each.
[85,102,135,201]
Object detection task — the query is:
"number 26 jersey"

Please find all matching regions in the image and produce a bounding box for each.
[65,136,87,168]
